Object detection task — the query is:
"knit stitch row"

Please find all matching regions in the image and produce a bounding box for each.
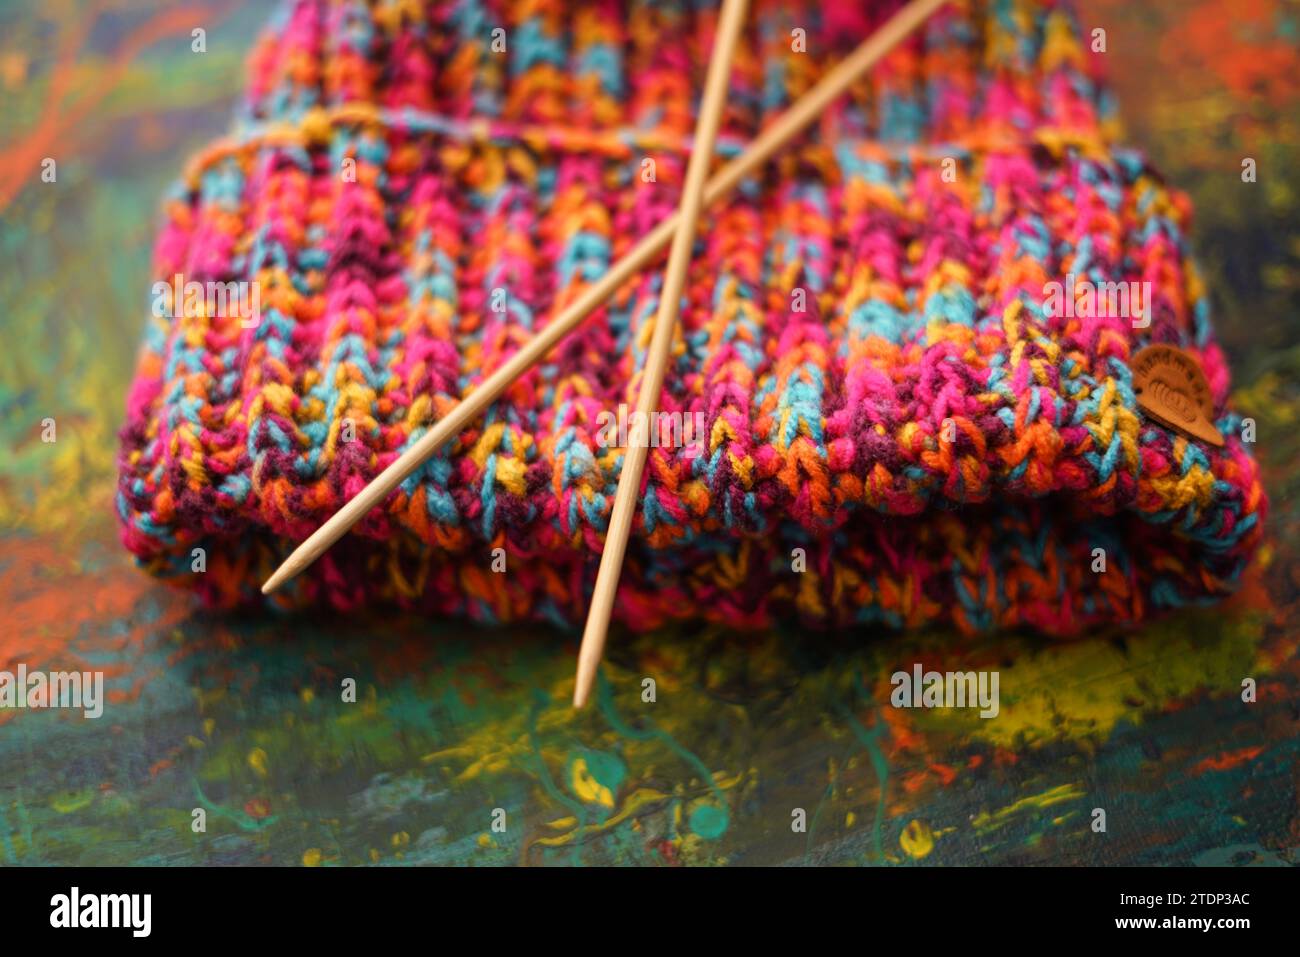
[116,0,1265,635]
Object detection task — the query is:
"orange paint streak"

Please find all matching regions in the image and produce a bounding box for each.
[901,770,929,794]
[928,762,958,786]
[0,530,192,725]
[992,747,1019,767]
[0,2,232,213]
[877,697,923,754]
[1191,746,1264,775]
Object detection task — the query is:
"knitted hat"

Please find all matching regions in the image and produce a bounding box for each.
[117,0,1265,635]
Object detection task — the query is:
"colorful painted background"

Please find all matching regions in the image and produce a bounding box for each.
[1,0,1297,866]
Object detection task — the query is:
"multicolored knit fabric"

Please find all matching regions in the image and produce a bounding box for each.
[117,0,1265,635]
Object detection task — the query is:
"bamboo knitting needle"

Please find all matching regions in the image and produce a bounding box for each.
[261,0,947,597]
[573,0,749,707]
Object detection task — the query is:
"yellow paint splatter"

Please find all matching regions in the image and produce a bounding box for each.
[248,747,269,777]
[900,613,1267,748]
[570,757,615,807]
[302,848,322,867]
[971,783,1084,833]
[900,819,935,858]
[528,788,670,850]
[51,790,94,814]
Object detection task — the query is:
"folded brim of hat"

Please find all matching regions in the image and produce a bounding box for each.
[115,0,1265,635]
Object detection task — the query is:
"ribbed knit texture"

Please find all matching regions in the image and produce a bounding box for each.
[117,0,1265,634]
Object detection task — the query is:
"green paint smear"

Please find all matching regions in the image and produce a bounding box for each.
[596,672,725,806]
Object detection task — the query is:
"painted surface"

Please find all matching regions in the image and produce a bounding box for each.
[1,0,1297,865]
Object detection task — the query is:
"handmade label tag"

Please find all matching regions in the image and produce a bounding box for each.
[1131,344,1224,447]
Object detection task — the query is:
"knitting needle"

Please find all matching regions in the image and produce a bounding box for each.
[574,0,749,706]
[260,0,947,597]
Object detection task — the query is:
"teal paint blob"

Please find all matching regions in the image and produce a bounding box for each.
[689,802,729,840]
[570,748,627,805]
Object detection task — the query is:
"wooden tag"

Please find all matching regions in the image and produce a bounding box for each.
[1131,345,1224,447]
